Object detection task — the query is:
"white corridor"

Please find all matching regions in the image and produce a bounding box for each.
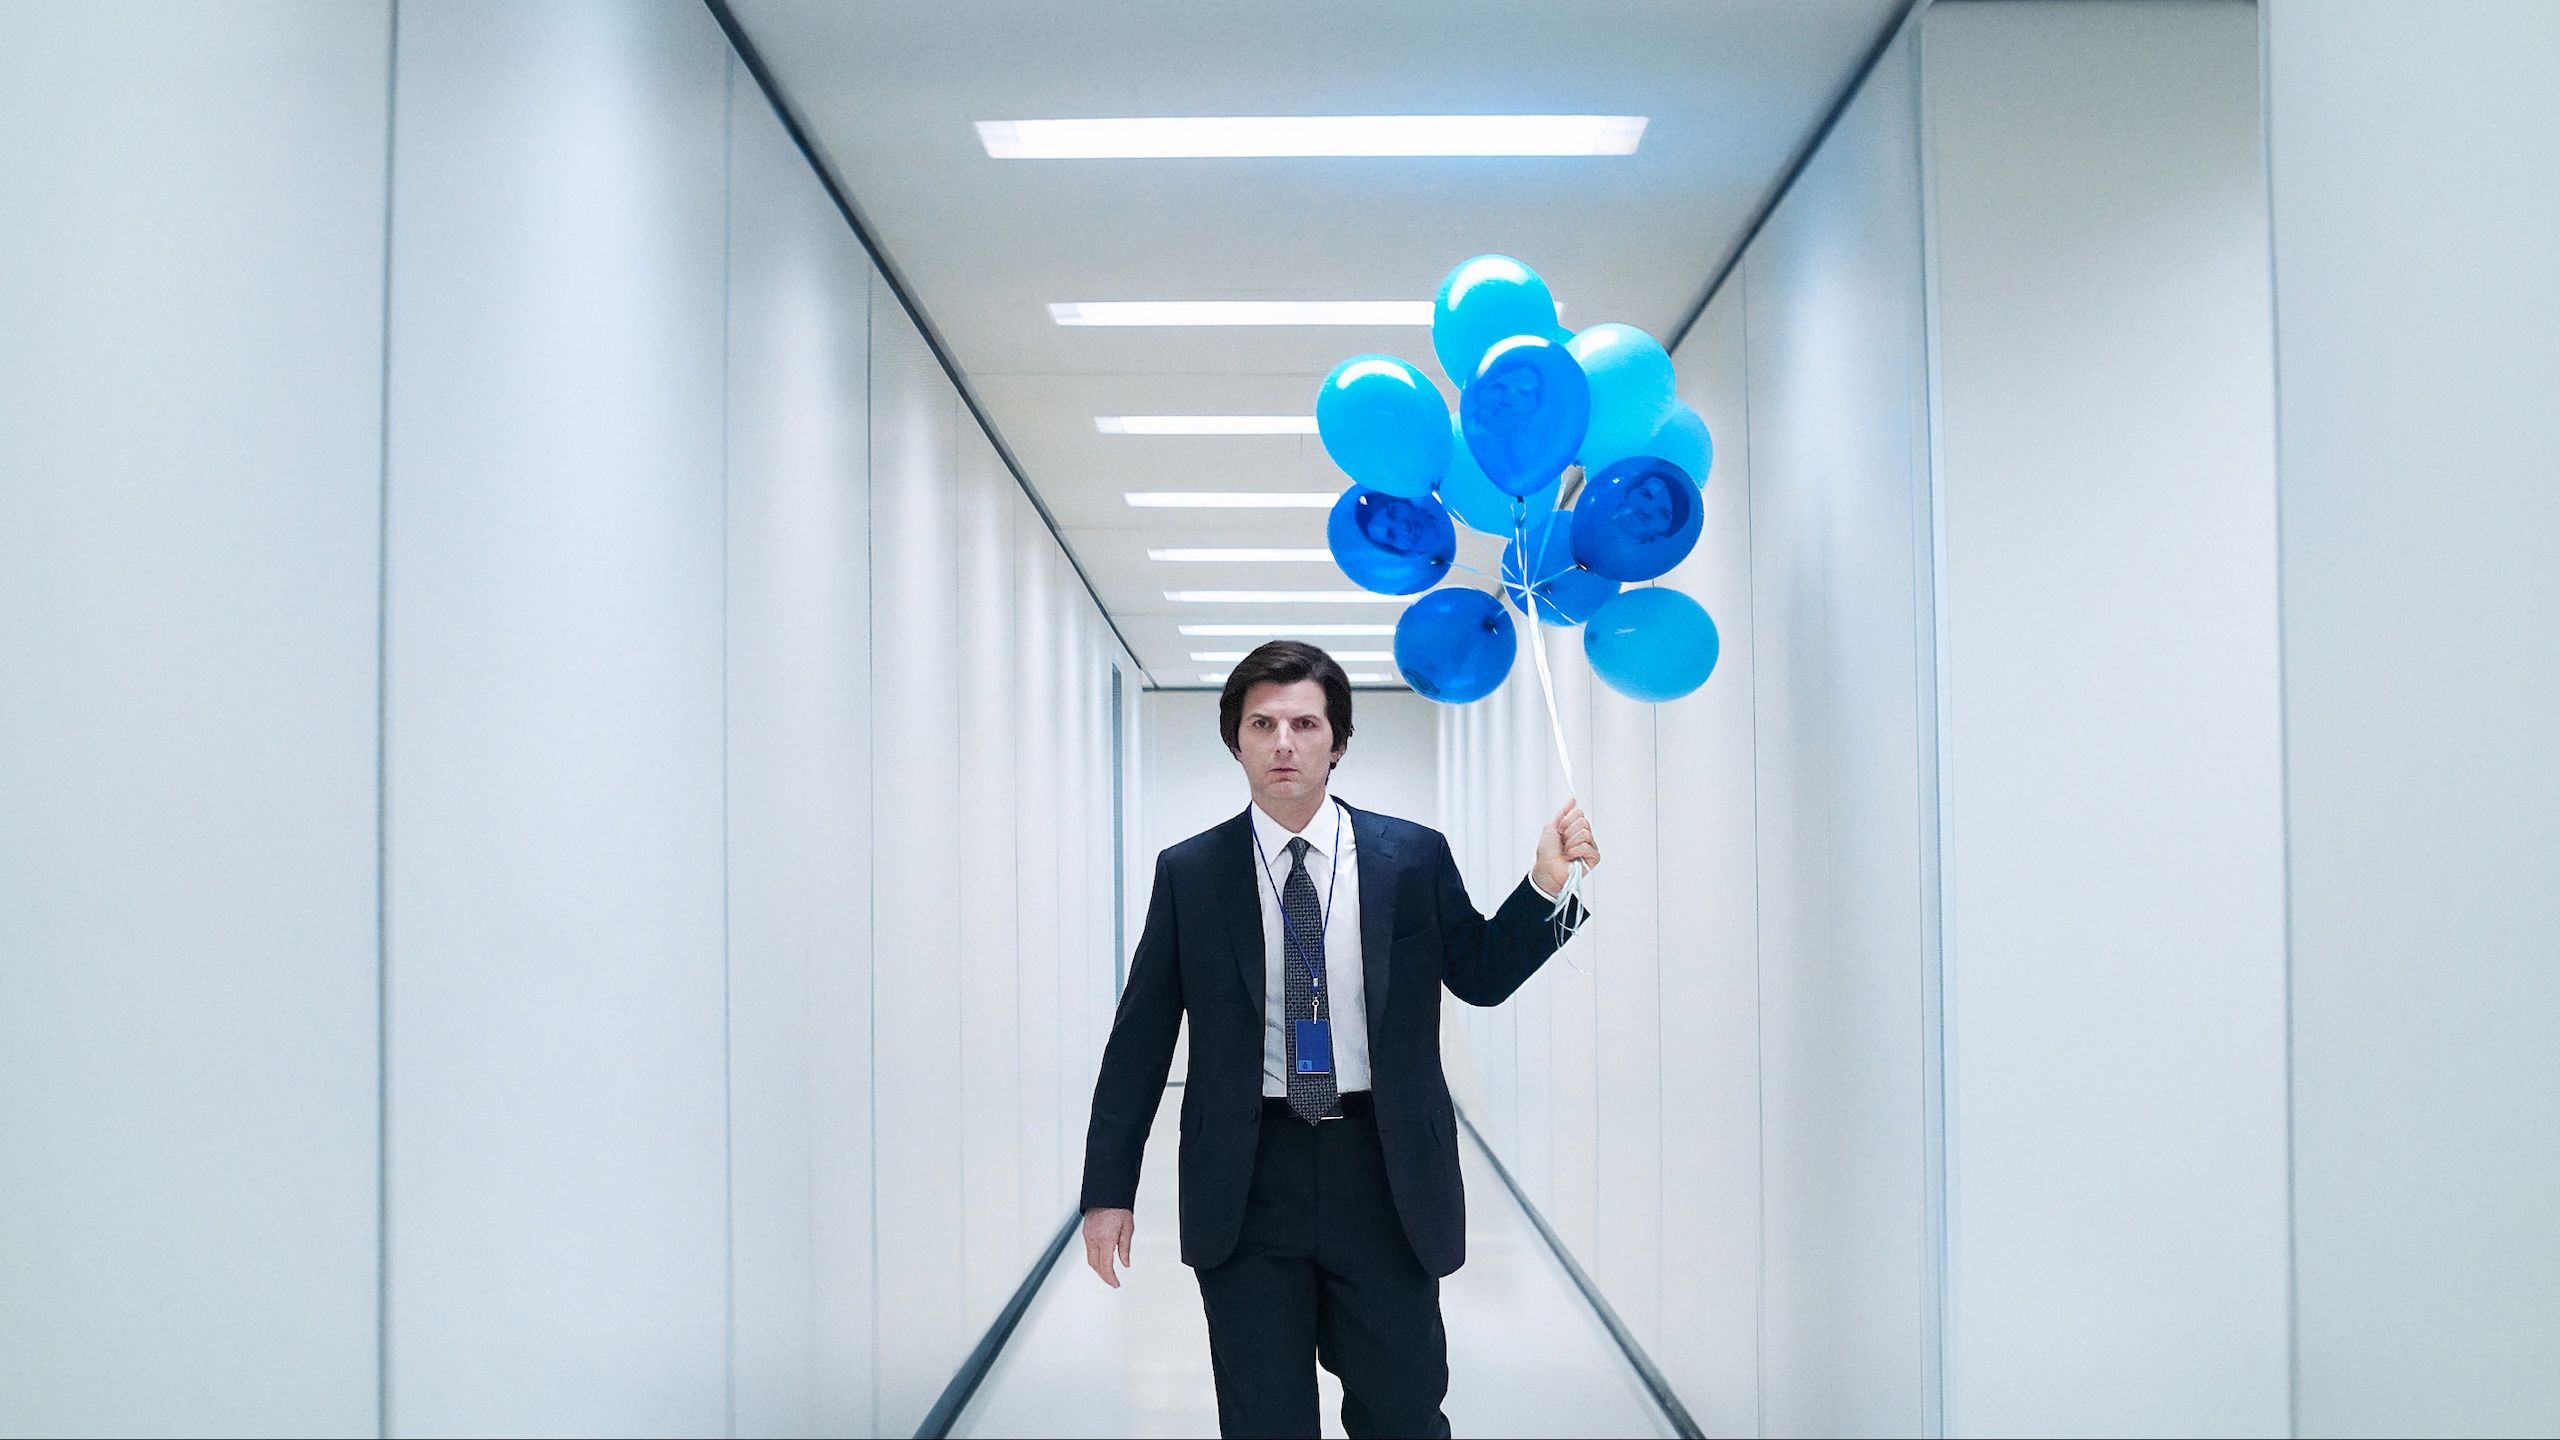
[954,1090,1679,1440]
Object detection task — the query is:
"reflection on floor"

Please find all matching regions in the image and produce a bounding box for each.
[953,1090,1677,1440]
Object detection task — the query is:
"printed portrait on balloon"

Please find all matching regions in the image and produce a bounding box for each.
[1313,254,1722,708]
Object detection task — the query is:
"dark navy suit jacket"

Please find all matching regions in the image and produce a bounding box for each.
[1077,801,1579,1279]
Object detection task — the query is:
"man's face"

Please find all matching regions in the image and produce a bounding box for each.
[1615,473,1680,541]
[1363,497,1431,555]
[1234,679,1341,810]
[1476,365,1542,432]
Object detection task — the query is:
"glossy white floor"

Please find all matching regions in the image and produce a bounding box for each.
[953,1088,1678,1439]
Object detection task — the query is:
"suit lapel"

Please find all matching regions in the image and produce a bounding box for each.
[1214,811,1266,1015]
[1349,802,1398,1033]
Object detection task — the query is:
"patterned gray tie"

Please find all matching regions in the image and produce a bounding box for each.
[1283,836,1341,1124]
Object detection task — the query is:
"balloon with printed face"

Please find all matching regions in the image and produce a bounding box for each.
[1461,335,1589,496]
[1315,354,1449,498]
[1499,516,1621,627]
[1566,323,1677,470]
[1585,586,1720,702]
[1437,412,1560,537]
[1432,255,1560,387]
[1394,587,1517,704]
[1327,485,1456,595]
[1570,455,1704,582]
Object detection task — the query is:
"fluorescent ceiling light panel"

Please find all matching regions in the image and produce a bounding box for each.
[1192,650,1394,663]
[1126,492,1336,509]
[1181,623,1397,637]
[1198,669,1398,685]
[978,115,1647,159]
[1151,548,1334,563]
[1167,590,1403,604]
[1097,415,1316,435]
[1052,301,1432,327]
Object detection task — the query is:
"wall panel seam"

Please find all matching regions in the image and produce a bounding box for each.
[373,5,400,1435]
[718,52,739,1440]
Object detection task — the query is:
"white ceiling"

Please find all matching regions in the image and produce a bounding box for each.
[729,0,1906,687]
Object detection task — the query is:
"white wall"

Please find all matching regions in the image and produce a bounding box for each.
[0,5,391,1435]
[382,7,734,1432]
[1654,274,1763,1440]
[1444,6,2302,1438]
[724,67,878,1440]
[1921,4,2291,1435]
[2264,3,2560,1434]
[0,2,1137,1434]
[1743,30,1943,1435]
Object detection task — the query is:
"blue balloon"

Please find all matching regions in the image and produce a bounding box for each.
[1566,323,1676,469]
[1437,412,1559,537]
[1585,399,1712,483]
[1462,335,1589,496]
[1585,587,1720,702]
[1570,455,1704,582]
[1432,255,1559,387]
[1395,588,1516,704]
[1328,486,1456,595]
[1499,516,1620,627]
[1315,355,1449,498]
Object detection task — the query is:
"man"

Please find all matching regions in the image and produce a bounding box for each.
[1077,641,1599,1438]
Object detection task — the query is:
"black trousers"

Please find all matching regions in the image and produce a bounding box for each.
[1193,1094,1452,1440]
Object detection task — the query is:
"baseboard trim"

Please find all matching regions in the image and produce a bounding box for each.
[1455,1106,1706,1440]
[913,1210,1082,1439]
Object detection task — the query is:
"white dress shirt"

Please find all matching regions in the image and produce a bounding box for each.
[1248,795,1372,1097]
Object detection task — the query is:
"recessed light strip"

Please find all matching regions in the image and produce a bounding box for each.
[1180,623,1396,637]
[1193,650,1394,663]
[1201,671,1398,684]
[1167,590,1401,605]
[1052,301,1432,327]
[1126,492,1335,509]
[978,115,1648,159]
[1097,415,1316,435]
[1151,548,1333,563]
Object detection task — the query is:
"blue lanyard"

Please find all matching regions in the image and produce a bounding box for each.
[1247,800,1344,1003]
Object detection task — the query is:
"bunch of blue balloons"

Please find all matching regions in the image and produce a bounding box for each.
[1316,255,1721,706]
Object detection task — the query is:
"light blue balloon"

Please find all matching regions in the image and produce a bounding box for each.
[1585,587,1720,702]
[1437,413,1559,537]
[1646,405,1712,484]
[1584,399,1713,482]
[1462,335,1589,496]
[1499,516,1620,627]
[1394,588,1516,704]
[1315,354,1449,498]
[1569,454,1703,583]
[1566,323,1677,469]
[1432,255,1559,387]
[1327,485,1456,595]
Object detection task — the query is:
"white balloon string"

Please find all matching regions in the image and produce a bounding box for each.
[1513,499,1592,969]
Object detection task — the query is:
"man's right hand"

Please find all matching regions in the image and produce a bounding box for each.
[1082,1207,1135,1289]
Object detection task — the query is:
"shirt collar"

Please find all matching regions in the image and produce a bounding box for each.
[1249,794,1347,864]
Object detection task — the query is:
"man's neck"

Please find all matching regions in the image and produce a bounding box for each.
[1252,788,1330,836]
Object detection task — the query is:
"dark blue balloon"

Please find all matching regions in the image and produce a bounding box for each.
[1584,587,1719,702]
[1394,588,1516,704]
[1461,335,1590,496]
[1569,454,1704,582]
[1328,486,1456,595]
[1499,516,1620,627]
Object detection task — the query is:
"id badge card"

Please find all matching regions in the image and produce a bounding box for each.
[1293,1018,1334,1075]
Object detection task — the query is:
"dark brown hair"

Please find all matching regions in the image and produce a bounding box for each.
[1218,641,1355,770]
